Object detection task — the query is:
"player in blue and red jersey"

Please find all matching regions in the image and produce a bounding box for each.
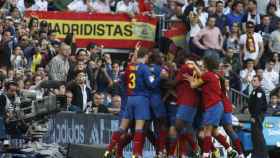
[185,56,237,158]
[105,46,159,158]
[123,47,160,158]
[147,52,168,157]
[174,57,200,158]
[104,43,157,158]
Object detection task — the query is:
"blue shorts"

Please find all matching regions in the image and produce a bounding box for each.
[176,105,197,124]
[123,96,151,120]
[167,103,178,126]
[150,94,166,118]
[202,101,224,126]
[220,112,233,125]
[118,96,128,119]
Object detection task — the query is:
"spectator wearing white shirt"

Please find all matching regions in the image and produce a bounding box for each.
[116,0,139,15]
[239,21,264,66]
[269,20,280,54]
[67,0,94,12]
[262,60,279,97]
[92,0,111,13]
[240,59,256,95]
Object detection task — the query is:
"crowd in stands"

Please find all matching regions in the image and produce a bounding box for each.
[0,0,279,118]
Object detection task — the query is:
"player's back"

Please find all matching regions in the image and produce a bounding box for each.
[125,63,155,97]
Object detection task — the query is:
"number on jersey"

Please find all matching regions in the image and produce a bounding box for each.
[128,73,136,89]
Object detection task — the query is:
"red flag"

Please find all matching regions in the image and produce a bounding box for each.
[139,0,152,13]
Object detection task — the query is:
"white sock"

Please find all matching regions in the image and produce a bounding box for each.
[202,152,210,157]
[227,146,233,152]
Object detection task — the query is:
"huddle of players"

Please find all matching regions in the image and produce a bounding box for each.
[103,45,244,158]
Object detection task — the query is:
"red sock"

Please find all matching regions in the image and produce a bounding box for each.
[133,130,145,156]
[168,136,177,156]
[233,139,243,154]
[116,133,133,158]
[107,131,122,151]
[179,134,188,156]
[158,130,168,152]
[203,136,213,153]
[184,133,198,151]
[215,134,230,149]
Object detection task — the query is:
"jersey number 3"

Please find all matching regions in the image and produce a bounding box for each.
[128,73,136,89]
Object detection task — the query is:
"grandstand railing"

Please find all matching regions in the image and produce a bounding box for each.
[229,88,249,113]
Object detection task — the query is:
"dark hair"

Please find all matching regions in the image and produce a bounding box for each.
[86,43,97,51]
[261,14,270,19]
[231,0,243,10]
[253,75,261,81]
[216,1,224,6]
[28,17,38,29]
[203,56,219,71]
[76,49,87,56]
[246,21,255,27]
[5,80,18,90]
[248,0,257,5]
[74,70,86,78]
[267,3,277,14]
[149,52,162,65]
[112,60,120,65]
[64,32,74,45]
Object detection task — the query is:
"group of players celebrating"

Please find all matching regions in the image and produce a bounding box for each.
[103,43,244,158]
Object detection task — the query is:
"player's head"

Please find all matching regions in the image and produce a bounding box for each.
[137,47,149,64]
[148,52,162,65]
[203,56,219,71]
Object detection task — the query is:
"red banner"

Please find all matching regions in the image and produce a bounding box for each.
[25,11,158,49]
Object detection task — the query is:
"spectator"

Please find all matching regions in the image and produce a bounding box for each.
[0,30,14,70]
[66,91,82,112]
[91,92,109,113]
[47,43,70,81]
[67,71,91,112]
[223,47,241,73]
[111,61,122,95]
[93,54,113,92]
[10,46,27,70]
[226,0,243,29]
[92,0,111,13]
[110,94,121,115]
[214,1,227,33]
[272,53,280,73]
[116,0,139,15]
[194,1,208,27]
[193,16,224,62]
[269,20,280,54]
[266,3,280,31]
[224,22,241,57]
[239,21,264,66]
[256,0,270,15]
[256,15,274,45]
[67,0,94,12]
[242,0,261,30]
[240,59,256,94]
[266,94,280,115]
[262,59,279,96]
[187,11,203,55]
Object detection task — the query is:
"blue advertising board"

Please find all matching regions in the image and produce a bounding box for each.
[263,116,280,146]
[238,116,280,151]
[43,112,155,158]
